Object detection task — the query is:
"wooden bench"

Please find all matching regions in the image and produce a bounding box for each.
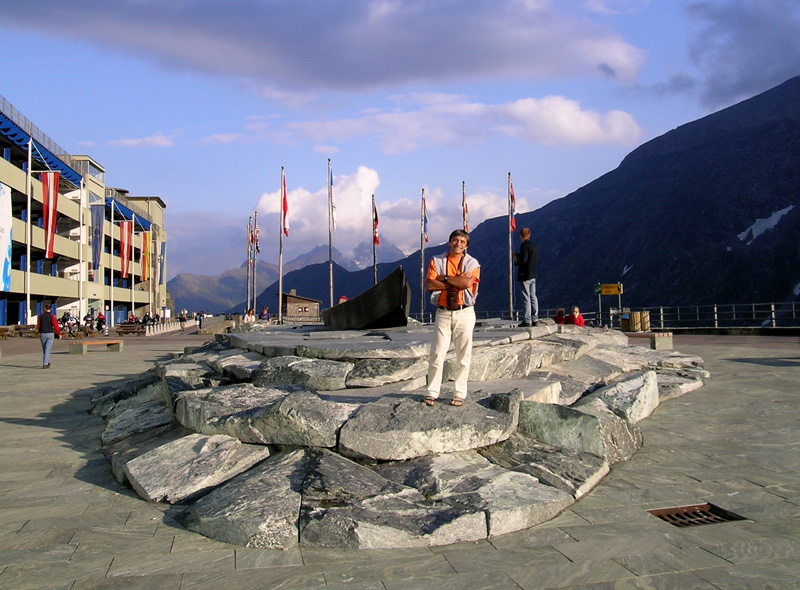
[626,331,673,351]
[113,324,146,336]
[15,325,37,338]
[69,340,124,354]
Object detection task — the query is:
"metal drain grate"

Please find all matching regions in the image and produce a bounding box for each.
[648,503,747,527]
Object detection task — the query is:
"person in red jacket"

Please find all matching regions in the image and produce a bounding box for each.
[554,308,566,324]
[36,303,61,368]
[565,306,585,327]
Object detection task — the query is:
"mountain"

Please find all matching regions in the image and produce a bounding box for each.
[352,239,406,269]
[168,260,278,314]
[245,76,800,317]
[284,245,359,273]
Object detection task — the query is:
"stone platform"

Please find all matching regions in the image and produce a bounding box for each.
[91,319,707,550]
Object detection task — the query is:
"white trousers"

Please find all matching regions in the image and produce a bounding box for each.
[426,306,476,400]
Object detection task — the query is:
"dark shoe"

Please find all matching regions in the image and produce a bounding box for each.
[43,364,50,369]
[450,397,464,406]
[423,395,436,407]
[518,322,532,327]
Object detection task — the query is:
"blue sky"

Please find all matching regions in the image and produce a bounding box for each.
[3,0,799,278]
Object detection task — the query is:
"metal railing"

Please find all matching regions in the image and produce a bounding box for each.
[411,302,799,330]
[612,302,800,330]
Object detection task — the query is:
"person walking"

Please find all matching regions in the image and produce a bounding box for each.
[36,304,61,369]
[514,227,538,327]
[423,229,481,407]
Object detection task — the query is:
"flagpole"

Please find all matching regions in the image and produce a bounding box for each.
[246,215,252,312]
[371,194,377,286]
[25,137,32,323]
[508,173,514,321]
[130,214,136,318]
[78,180,85,320]
[253,211,258,312]
[420,188,425,322]
[109,201,115,328]
[278,167,285,324]
[327,158,333,308]
[462,181,468,232]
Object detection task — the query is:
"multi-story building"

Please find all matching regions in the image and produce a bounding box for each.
[0,95,167,326]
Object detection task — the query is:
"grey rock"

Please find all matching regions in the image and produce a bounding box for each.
[346,358,428,388]
[299,450,487,548]
[248,390,359,448]
[100,400,175,446]
[577,370,659,423]
[656,369,707,401]
[176,385,358,447]
[338,391,522,461]
[479,433,609,498]
[122,433,271,503]
[175,383,288,441]
[518,400,642,464]
[296,342,429,361]
[458,342,533,381]
[180,449,306,549]
[376,451,574,536]
[103,422,194,484]
[207,350,268,381]
[90,370,161,418]
[253,355,354,391]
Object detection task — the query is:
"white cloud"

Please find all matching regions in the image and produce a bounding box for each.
[195,133,243,146]
[286,93,642,153]
[108,132,173,148]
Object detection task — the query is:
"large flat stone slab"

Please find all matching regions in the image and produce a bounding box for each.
[100,400,175,446]
[179,449,306,549]
[479,433,609,498]
[518,400,642,464]
[345,357,427,388]
[376,451,574,536]
[176,385,358,447]
[253,355,354,391]
[338,391,522,461]
[576,370,659,423]
[122,433,271,503]
[299,449,487,549]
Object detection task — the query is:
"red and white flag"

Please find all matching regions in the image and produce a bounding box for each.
[372,200,380,246]
[41,172,60,258]
[281,169,289,237]
[119,221,133,278]
[509,179,517,232]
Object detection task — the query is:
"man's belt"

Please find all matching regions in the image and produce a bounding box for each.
[438,305,471,311]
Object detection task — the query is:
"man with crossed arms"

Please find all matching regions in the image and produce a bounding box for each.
[423,229,481,407]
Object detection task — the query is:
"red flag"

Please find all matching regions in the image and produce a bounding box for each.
[140,232,150,281]
[119,221,133,278]
[372,200,379,246]
[281,169,289,237]
[41,171,60,258]
[510,180,517,232]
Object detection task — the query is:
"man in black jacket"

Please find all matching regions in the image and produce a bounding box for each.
[514,228,538,327]
[36,303,61,368]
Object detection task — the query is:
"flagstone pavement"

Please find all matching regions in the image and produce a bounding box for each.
[0,330,798,589]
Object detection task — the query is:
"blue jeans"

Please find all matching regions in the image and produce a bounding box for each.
[519,278,538,323]
[40,332,54,366]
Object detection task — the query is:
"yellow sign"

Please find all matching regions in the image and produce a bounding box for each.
[601,283,623,295]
